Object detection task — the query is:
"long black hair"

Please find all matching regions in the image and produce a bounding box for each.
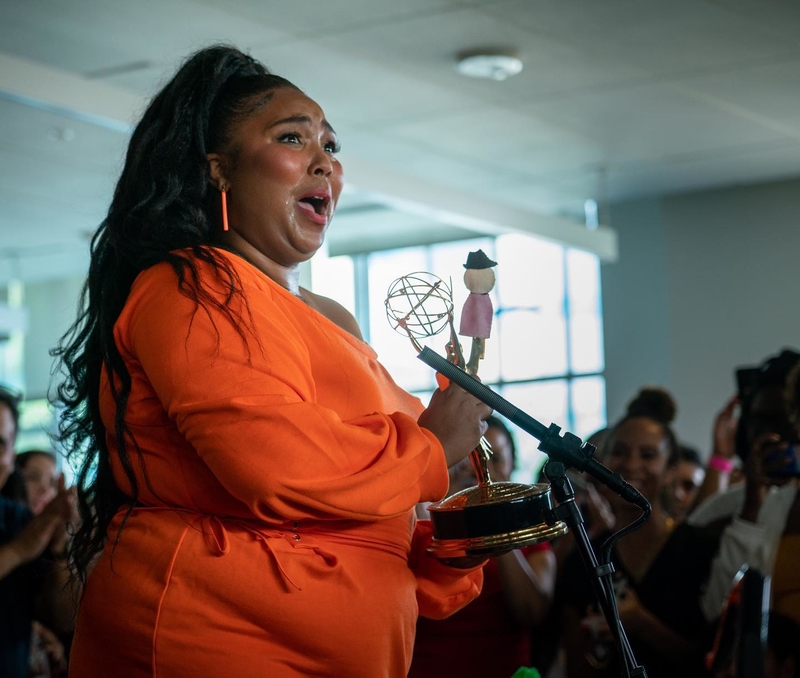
[52,45,297,582]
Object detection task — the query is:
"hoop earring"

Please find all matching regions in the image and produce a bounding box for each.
[221,186,229,232]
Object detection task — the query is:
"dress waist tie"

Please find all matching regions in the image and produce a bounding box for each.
[126,506,339,592]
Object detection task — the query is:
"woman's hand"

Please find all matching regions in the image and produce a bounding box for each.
[712,395,739,460]
[32,622,67,676]
[418,384,492,468]
[6,486,72,567]
[692,395,742,509]
[48,475,78,556]
[741,433,798,521]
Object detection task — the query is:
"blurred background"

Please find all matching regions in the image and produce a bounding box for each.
[2,0,800,478]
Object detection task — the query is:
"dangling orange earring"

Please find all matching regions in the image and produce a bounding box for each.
[221,186,229,231]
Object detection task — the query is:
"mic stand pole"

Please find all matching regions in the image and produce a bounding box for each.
[543,460,647,678]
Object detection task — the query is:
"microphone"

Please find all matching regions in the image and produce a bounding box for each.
[418,347,649,511]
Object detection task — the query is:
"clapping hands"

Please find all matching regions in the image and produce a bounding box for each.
[11,475,76,565]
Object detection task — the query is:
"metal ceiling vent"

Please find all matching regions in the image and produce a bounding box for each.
[455,49,523,81]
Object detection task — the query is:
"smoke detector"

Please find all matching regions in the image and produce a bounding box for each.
[455,50,523,81]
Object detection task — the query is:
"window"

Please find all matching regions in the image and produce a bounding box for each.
[312,233,607,482]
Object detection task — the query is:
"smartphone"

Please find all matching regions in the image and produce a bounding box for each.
[734,367,759,459]
[735,367,759,403]
[765,442,800,478]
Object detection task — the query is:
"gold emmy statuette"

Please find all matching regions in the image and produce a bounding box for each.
[385,266,567,567]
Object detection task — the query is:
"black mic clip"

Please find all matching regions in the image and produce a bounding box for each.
[537,423,597,471]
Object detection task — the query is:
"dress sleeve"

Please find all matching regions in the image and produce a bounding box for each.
[119,262,449,522]
[409,520,484,620]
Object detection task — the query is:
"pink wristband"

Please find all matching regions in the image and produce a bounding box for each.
[708,455,734,474]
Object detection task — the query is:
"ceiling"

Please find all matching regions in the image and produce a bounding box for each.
[2,0,800,284]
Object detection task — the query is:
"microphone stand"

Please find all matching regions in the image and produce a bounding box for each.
[417,347,649,678]
[543,460,647,678]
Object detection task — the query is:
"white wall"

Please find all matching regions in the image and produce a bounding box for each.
[602,177,800,454]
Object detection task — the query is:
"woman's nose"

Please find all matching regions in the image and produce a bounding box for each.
[311,146,333,176]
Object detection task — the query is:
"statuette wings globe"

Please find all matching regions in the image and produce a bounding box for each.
[385,272,454,340]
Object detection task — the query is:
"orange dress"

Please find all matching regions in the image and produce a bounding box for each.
[69,250,483,678]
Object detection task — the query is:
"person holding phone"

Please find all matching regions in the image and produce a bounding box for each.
[689,349,800,623]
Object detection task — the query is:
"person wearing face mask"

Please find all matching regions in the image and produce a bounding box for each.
[559,387,720,678]
[54,45,492,678]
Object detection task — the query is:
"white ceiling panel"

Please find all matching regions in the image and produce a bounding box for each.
[484,0,800,74]
[337,125,521,191]
[675,57,800,137]
[0,0,293,77]
[317,6,646,107]
[2,1,800,281]
[603,140,800,202]
[522,82,787,162]
[0,99,128,171]
[249,40,486,126]
[462,176,593,218]
[376,104,611,184]
[208,0,466,36]
[496,141,614,186]
[0,186,100,249]
[707,0,800,40]
[0,99,125,249]
[379,104,577,155]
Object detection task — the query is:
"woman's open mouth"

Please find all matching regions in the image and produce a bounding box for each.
[297,190,331,226]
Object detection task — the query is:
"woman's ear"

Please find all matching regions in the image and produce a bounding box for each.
[206,153,229,190]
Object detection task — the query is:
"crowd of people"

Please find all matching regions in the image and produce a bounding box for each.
[4,351,797,677]
[1,44,798,678]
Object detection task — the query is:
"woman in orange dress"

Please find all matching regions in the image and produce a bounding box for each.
[55,45,491,678]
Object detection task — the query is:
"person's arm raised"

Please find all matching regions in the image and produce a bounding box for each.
[0,497,66,579]
[692,395,739,511]
[35,480,79,635]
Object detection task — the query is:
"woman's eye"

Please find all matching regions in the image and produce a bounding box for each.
[324,140,341,154]
[279,133,302,144]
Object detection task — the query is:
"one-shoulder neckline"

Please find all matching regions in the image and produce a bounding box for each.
[212,247,378,358]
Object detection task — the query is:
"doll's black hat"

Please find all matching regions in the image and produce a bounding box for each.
[463,249,497,269]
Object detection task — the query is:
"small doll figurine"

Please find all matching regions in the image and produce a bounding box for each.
[459,249,497,375]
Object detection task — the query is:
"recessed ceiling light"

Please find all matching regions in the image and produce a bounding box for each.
[455,50,523,81]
